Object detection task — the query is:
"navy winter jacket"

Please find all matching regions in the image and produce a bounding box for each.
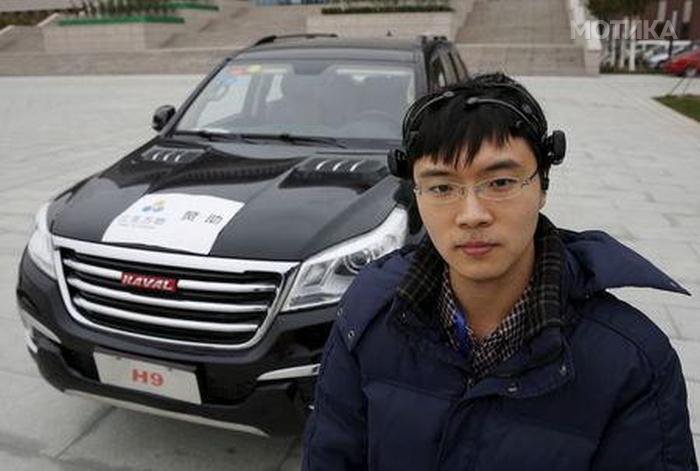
[303,226,697,470]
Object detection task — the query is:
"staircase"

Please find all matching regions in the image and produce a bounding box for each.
[0,26,44,53]
[163,2,322,49]
[455,0,587,76]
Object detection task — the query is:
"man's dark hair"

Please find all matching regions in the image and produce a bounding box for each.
[405,73,552,189]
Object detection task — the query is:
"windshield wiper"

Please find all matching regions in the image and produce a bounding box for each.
[173,130,346,148]
[171,129,257,144]
[237,133,347,149]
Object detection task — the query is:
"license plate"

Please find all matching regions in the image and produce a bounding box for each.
[93,350,201,404]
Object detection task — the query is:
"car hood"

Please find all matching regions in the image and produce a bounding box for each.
[50,138,408,261]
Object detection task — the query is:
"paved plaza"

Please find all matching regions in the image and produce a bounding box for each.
[0,74,699,469]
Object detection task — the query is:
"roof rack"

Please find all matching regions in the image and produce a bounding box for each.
[252,34,339,47]
[416,34,447,45]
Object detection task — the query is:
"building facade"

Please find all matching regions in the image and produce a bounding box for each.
[643,0,699,40]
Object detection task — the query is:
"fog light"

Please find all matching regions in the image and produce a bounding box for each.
[23,325,38,354]
[17,304,61,345]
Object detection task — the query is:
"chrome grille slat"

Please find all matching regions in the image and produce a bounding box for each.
[178,279,275,293]
[64,259,121,279]
[73,297,259,333]
[64,259,277,293]
[66,277,269,314]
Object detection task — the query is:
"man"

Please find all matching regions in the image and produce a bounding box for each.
[302,73,696,470]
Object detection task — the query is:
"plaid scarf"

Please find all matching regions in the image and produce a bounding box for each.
[396,214,566,377]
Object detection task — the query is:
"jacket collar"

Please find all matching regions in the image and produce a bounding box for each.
[559,227,690,300]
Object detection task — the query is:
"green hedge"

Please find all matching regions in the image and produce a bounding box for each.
[164,2,219,10]
[322,4,452,14]
[62,0,214,21]
[58,15,184,25]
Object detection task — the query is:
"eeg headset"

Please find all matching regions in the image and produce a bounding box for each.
[387,81,566,191]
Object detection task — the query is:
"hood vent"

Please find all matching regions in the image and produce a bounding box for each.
[140,146,205,165]
[148,155,299,192]
[281,157,388,190]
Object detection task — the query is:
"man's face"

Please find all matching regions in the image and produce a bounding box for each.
[412,136,546,284]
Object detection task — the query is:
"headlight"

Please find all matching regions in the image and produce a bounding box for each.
[282,207,408,312]
[27,203,56,279]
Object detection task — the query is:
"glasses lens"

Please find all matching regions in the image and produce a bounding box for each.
[423,183,460,205]
[478,177,523,201]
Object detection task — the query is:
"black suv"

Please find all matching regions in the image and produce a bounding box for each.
[16,34,468,435]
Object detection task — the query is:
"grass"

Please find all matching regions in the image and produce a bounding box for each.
[655,95,700,122]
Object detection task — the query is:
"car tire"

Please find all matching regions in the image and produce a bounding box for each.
[684,67,698,77]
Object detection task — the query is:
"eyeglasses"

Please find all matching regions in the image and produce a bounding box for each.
[413,169,539,205]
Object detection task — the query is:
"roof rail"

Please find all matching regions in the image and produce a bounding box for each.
[416,34,447,45]
[252,33,339,47]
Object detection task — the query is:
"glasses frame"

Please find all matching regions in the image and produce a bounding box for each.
[413,168,540,205]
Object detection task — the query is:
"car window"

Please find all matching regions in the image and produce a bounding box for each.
[176,60,416,140]
[184,72,252,129]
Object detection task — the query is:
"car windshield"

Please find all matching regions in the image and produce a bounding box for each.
[175,59,415,141]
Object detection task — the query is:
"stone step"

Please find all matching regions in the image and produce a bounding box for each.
[453,0,589,75]
[458,32,573,44]
[456,0,572,41]
[462,16,570,27]
[0,27,44,53]
[468,7,568,16]
[459,27,572,36]
[0,47,235,75]
[458,35,573,44]
[456,43,586,76]
[164,4,322,49]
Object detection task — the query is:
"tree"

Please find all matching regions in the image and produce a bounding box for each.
[587,0,623,70]
[587,0,653,71]
[587,0,621,21]
[619,0,653,71]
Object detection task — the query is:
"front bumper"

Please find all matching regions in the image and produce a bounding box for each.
[16,251,335,435]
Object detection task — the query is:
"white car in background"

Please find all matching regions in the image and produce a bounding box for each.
[645,42,693,69]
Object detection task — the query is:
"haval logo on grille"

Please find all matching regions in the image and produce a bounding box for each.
[121,273,178,293]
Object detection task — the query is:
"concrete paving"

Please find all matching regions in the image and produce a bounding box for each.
[0,73,699,469]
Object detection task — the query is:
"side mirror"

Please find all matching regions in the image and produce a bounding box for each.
[152,105,176,131]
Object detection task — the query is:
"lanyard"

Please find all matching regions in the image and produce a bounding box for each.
[451,310,471,357]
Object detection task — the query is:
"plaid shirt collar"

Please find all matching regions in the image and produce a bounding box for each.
[396,213,566,343]
[439,265,531,380]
